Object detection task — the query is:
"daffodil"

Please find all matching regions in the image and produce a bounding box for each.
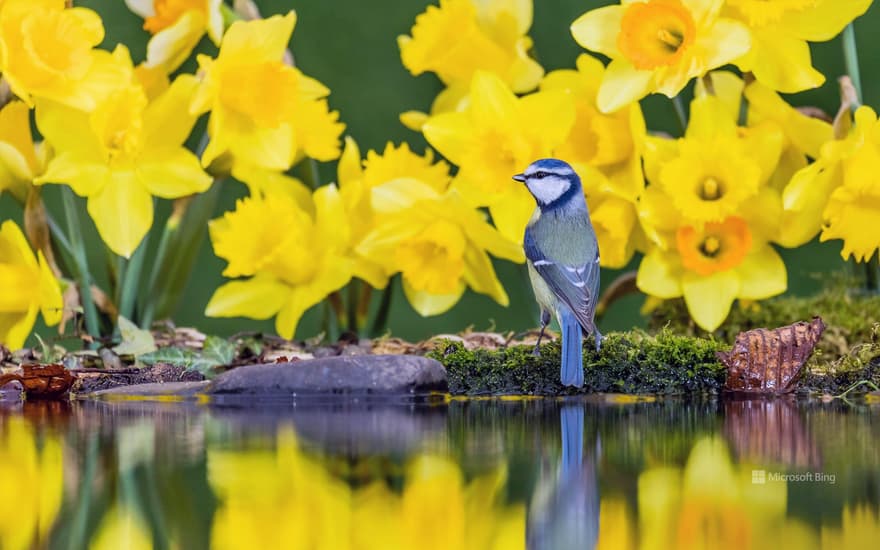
[336,137,452,289]
[357,178,524,316]
[399,0,543,93]
[0,101,47,202]
[90,506,152,550]
[540,54,648,267]
[0,0,128,110]
[190,12,344,172]
[724,0,872,92]
[570,0,750,113]
[639,437,790,550]
[784,106,880,262]
[422,71,574,244]
[637,216,786,331]
[35,49,211,258]
[126,0,224,72]
[0,418,63,549]
[0,220,63,350]
[206,185,360,339]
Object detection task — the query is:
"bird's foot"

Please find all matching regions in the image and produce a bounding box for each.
[532,344,542,357]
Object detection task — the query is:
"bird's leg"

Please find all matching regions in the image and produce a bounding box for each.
[533,310,551,356]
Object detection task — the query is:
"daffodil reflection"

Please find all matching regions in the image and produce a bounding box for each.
[207,427,525,549]
[0,417,63,550]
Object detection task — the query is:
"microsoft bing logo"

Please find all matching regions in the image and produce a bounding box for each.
[752,470,766,484]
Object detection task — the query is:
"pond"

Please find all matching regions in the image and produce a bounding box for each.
[1,395,877,549]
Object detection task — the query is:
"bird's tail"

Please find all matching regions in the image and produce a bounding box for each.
[559,308,584,387]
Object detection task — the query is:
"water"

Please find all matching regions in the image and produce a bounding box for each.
[1,395,878,549]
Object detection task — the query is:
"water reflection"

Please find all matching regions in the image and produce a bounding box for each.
[0,396,877,548]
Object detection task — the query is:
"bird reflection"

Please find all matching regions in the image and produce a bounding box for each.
[527,402,599,550]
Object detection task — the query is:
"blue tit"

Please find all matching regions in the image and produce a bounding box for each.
[513,158,602,388]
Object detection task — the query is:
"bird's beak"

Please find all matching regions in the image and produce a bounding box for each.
[512,173,526,183]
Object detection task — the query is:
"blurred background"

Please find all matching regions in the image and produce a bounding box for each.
[6,0,876,343]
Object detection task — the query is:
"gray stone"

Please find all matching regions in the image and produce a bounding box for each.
[80,380,210,399]
[206,354,447,398]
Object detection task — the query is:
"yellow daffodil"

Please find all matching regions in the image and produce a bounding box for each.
[0,418,63,549]
[423,71,574,244]
[126,0,224,72]
[0,220,63,349]
[571,0,750,113]
[725,0,872,92]
[357,177,524,316]
[637,216,786,331]
[639,437,790,550]
[35,50,211,258]
[540,54,648,267]
[0,0,128,110]
[0,101,47,202]
[596,497,636,550]
[206,185,360,339]
[641,93,783,239]
[190,12,344,172]
[399,0,543,93]
[784,105,880,262]
[336,137,452,289]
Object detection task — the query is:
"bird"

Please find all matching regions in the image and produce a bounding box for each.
[514,158,602,388]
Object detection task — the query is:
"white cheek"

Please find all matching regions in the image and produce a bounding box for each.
[528,176,568,204]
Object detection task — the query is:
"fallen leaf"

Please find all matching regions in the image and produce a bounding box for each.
[719,317,826,394]
[0,364,75,399]
[113,316,157,356]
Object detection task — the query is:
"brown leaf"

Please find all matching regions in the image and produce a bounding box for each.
[833,76,859,139]
[24,186,62,278]
[723,399,821,469]
[719,317,826,394]
[0,364,76,399]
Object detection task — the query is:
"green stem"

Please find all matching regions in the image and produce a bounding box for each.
[370,280,394,336]
[843,23,863,105]
[865,251,879,292]
[118,237,148,325]
[219,3,242,27]
[346,280,359,334]
[672,95,688,134]
[61,188,101,343]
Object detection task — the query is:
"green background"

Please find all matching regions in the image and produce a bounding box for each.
[11,1,878,343]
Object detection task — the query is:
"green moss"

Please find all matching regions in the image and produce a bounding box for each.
[429,330,728,396]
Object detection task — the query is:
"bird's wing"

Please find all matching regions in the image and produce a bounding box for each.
[524,227,600,332]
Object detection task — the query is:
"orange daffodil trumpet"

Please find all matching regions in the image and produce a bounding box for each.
[126,0,224,72]
[724,0,872,92]
[190,12,344,173]
[571,0,750,113]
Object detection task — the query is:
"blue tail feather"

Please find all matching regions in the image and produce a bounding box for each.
[559,308,584,387]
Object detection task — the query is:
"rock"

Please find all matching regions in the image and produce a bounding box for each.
[79,381,210,399]
[207,354,447,399]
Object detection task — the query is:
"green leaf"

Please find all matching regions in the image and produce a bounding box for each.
[139,347,196,367]
[113,315,158,357]
[138,335,234,378]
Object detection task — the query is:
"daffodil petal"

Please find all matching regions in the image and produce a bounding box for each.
[637,249,682,299]
[463,247,508,306]
[221,11,297,62]
[681,270,739,331]
[337,136,363,188]
[469,72,519,130]
[137,149,212,198]
[570,5,623,58]
[698,19,751,71]
[736,246,787,300]
[422,111,472,166]
[205,275,288,319]
[36,153,109,196]
[488,187,535,245]
[0,307,37,350]
[34,100,103,160]
[518,90,576,151]
[779,0,872,42]
[746,31,824,93]
[314,184,350,249]
[87,171,153,258]
[403,279,466,317]
[597,60,653,114]
[143,74,200,146]
[144,10,205,72]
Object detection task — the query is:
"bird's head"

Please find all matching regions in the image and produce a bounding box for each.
[513,158,583,209]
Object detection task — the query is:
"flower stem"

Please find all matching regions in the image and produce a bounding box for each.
[672,95,688,133]
[843,23,863,106]
[865,251,879,292]
[346,279,359,333]
[61,187,101,344]
[118,237,148,325]
[370,280,394,336]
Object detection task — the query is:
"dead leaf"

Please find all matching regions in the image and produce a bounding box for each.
[0,364,75,399]
[113,316,157,356]
[719,317,826,394]
[833,76,859,139]
[723,399,821,469]
[24,186,61,278]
